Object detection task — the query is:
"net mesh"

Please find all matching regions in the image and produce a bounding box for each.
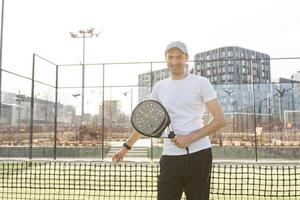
[0,160,299,200]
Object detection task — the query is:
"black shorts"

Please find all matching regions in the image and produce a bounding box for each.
[157,148,212,200]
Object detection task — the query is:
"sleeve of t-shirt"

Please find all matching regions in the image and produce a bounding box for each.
[149,83,160,102]
[200,78,217,103]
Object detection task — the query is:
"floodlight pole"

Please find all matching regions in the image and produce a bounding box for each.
[69,28,101,125]
[0,0,5,121]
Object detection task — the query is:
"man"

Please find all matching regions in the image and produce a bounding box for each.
[112,41,226,200]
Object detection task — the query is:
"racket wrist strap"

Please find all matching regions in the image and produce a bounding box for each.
[168,131,175,139]
[123,142,132,150]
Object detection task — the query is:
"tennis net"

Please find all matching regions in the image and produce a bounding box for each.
[0,160,299,199]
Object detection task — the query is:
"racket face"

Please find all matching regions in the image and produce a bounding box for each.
[131,100,169,137]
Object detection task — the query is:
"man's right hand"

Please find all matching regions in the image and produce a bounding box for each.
[112,148,128,162]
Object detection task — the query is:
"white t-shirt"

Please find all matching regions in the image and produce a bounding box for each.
[150,74,217,155]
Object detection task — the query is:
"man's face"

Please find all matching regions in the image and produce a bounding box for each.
[165,48,189,75]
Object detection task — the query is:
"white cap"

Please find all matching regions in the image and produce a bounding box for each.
[165,41,188,55]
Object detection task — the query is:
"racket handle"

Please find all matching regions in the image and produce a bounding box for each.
[168,131,175,139]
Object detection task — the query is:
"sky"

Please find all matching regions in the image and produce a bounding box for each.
[1,0,300,114]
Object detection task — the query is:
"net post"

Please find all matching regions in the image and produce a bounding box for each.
[29,53,36,159]
[101,64,105,160]
[150,62,153,161]
[53,65,59,160]
[251,58,258,162]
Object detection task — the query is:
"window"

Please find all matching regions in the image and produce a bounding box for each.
[222,75,226,81]
[221,51,225,57]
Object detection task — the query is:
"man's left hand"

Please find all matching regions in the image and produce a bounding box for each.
[171,135,192,148]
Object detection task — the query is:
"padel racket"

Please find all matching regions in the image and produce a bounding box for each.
[131,100,175,139]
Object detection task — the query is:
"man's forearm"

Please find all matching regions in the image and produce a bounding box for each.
[125,130,142,147]
[188,118,225,144]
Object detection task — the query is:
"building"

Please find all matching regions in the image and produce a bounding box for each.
[291,71,300,81]
[291,71,300,117]
[193,47,273,131]
[194,46,270,84]
[0,91,76,126]
[138,68,169,102]
[58,105,76,125]
[277,73,300,127]
[99,100,122,127]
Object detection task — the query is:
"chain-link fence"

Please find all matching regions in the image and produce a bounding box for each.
[0,54,300,161]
